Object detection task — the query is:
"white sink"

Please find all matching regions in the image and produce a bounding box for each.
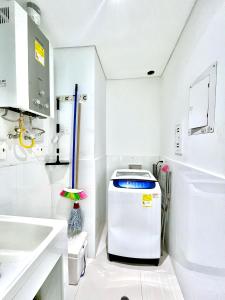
[0,215,67,300]
[0,220,52,263]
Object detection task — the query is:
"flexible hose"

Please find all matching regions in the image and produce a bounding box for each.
[18,116,36,149]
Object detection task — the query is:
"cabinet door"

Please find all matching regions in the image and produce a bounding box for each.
[189,76,209,129]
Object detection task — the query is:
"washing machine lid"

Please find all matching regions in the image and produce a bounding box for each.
[111,169,156,181]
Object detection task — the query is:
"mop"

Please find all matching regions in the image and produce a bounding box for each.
[60,84,87,237]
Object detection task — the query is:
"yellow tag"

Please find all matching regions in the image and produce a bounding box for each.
[142,194,153,207]
[35,40,45,66]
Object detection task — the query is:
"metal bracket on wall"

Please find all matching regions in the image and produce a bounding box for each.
[45,97,70,166]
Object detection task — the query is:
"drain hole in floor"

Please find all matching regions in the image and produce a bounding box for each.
[121,297,129,300]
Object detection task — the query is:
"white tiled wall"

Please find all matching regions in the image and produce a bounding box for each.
[106,77,161,185]
[106,78,161,158]
[53,46,106,258]
[0,161,52,218]
[165,159,225,299]
[0,109,54,218]
[95,155,106,252]
[0,46,106,262]
[160,0,225,298]
[0,165,16,214]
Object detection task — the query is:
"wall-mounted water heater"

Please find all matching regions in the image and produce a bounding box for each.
[0,0,53,118]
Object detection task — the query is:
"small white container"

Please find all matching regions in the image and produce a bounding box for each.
[68,232,88,285]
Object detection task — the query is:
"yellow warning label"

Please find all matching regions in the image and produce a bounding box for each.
[142,194,153,208]
[35,40,45,66]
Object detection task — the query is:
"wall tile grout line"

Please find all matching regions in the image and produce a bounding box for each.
[140,272,144,300]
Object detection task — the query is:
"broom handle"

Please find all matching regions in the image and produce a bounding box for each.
[72,84,78,189]
[76,103,81,188]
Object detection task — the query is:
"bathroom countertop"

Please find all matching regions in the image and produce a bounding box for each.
[0,215,67,300]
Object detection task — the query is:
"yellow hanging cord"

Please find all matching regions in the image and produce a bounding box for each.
[18,116,36,149]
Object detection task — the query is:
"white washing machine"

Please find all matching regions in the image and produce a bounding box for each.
[107,169,161,264]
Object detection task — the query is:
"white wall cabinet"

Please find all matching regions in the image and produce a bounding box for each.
[188,63,217,135]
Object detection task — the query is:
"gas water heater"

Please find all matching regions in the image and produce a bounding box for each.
[0,0,53,118]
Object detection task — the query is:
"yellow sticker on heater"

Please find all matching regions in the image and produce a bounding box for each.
[142,194,153,207]
[35,39,45,66]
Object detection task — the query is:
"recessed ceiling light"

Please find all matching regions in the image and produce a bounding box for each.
[147,70,155,76]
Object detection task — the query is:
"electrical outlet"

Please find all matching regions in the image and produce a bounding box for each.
[175,124,183,156]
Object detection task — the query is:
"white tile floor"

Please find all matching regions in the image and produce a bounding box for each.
[65,229,184,300]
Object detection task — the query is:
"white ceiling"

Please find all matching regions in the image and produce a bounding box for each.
[18,0,196,79]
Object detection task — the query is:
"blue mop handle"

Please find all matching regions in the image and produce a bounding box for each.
[72,84,78,189]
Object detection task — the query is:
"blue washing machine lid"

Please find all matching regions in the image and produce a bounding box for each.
[113,179,156,189]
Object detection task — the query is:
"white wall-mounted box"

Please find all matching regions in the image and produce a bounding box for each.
[188,63,217,135]
[0,0,54,118]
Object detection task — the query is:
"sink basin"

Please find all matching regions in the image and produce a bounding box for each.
[0,221,52,263]
[0,215,67,300]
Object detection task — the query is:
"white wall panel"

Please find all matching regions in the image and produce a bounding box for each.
[107,78,161,157]
[53,47,106,257]
[160,0,225,298]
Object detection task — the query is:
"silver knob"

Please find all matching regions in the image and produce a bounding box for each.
[33,99,41,105]
[39,90,45,97]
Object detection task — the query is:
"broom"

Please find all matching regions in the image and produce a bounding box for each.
[60,84,87,236]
